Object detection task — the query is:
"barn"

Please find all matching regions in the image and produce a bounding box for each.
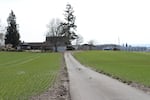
[19,36,68,52]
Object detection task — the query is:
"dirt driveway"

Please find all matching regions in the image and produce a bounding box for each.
[64,52,150,100]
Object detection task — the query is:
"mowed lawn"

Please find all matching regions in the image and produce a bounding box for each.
[0,52,61,100]
[74,51,150,87]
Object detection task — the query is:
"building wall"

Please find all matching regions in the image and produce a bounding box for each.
[46,36,68,46]
[46,36,67,52]
[52,46,66,52]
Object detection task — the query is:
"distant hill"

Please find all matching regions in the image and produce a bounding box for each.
[131,44,150,47]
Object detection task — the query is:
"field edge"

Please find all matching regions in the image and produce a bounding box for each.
[73,51,150,94]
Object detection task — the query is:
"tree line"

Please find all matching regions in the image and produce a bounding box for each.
[0,3,81,50]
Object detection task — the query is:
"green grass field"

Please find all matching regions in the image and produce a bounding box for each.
[0,52,61,100]
[74,51,150,87]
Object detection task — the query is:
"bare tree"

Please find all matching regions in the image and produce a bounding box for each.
[88,40,95,50]
[0,33,4,46]
[88,40,95,45]
[76,34,83,49]
[47,18,62,37]
[0,20,5,46]
[0,20,5,33]
[46,18,63,52]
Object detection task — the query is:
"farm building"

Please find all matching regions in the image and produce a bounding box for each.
[95,44,121,50]
[19,42,44,50]
[19,36,68,52]
[79,44,121,51]
[79,44,96,50]
[45,36,68,52]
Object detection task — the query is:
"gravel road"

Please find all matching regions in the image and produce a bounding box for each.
[64,52,150,100]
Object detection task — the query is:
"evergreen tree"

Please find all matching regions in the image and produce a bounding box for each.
[61,3,77,45]
[5,10,20,48]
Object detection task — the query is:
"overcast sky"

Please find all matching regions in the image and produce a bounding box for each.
[0,0,150,46]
